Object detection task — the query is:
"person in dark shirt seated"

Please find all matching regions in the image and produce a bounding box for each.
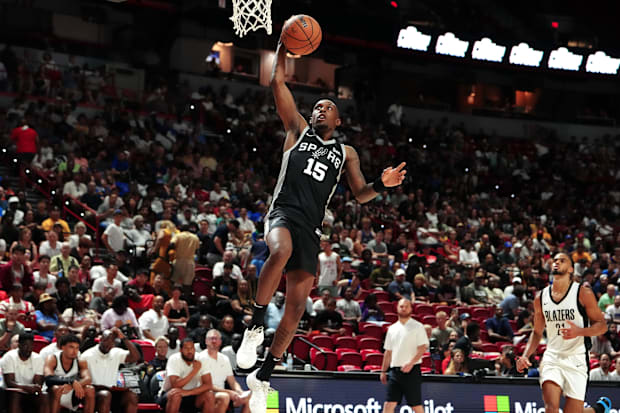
[360,293,385,322]
[485,305,514,343]
[213,263,237,300]
[412,274,430,302]
[218,315,235,347]
[435,274,458,304]
[148,336,169,374]
[51,277,73,313]
[187,295,217,330]
[314,298,345,335]
[496,345,522,377]
[387,269,414,300]
[356,249,375,285]
[207,220,239,266]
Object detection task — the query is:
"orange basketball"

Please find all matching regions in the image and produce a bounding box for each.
[281,15,322,56]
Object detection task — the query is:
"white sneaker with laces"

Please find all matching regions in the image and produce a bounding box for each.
[247,369,273,413]
[237,326,264,369]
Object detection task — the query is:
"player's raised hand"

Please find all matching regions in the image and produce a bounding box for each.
[381,162,407,187]
[559,320,582,340]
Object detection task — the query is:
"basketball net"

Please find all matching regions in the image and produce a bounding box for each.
[230,0,272,38]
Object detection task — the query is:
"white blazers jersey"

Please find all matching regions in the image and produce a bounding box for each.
[541,281,589,358]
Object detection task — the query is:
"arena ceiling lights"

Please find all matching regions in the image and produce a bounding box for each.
[396,25,620,75]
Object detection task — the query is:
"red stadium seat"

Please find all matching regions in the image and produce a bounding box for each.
[338,365,362,372]
[341,323,355,336]
[363,352,384,366]
[338,351,362,367]
[335,336,357,350]
[358,337,382,350]
[310,349,338,371]
[138,403,162,411]
[133,340,156,363]
[480,343,499,353]
[537,344,547,355]
[360,348,381,358]
[384,312,398,323]
[414,303,434,315]
[421,315,437,327]
[33,338,49,353]
[421,367,432,374]
[456,306,470,315]
[509,320,518,331]
[363,365,382,372]
[311,335,334,350]
[335,348,358,358]
[194,267,212,280]
[373,291,390,302]
[479,330,489,342]
[358,290,370,300]
[434,305,453,315]
[361,324,384,339]
[377,301,393,313]
[289,335,311,361]
[421,355,431,368]
[472,307,490,318]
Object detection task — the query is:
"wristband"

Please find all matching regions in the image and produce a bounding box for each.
[372,177,387,193]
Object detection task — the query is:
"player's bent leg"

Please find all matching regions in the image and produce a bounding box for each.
[214,391,231,413]
[411,406,424,413]
[49,385,65,413]
[83,385,96,413]
[542,381,563,413]
[196,390,216,413]
[165,391,183,413]
[6,389,22,413]
[382,402,398,413]
[121,390,139,413]
[270,269,315,357]
[95,389,112,413]
[238,227,293,369]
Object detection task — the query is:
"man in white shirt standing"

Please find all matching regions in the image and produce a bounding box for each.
[80,328,141,413]
[156,338,215,413]
[139,296,169,342]
[380,298,429,413]
[317,238,341,297]
[199,329,250,413]
[2,332,47,413]
[102,210,125,253]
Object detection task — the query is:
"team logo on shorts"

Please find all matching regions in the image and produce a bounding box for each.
[312,147,329,159]
[484,395,510,413]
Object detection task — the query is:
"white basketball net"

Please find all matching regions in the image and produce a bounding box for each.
[230,0,273,38]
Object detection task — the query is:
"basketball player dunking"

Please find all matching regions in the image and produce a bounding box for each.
[516,253,612,413]
[236,27,406,413]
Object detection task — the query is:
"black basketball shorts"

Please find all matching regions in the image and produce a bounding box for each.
[386,365,423,407]
[266,210,321,276]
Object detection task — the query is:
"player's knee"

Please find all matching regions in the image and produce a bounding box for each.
[127,391,139,403]
[85,385,95,398]
[97,389,111,399]
[269,242,292,263]
[544,403,560,413]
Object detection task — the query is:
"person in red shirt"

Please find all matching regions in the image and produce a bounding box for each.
[10,118,38,165]
[0,245,33,293]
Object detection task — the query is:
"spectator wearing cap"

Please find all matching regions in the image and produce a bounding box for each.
[461,271,490,305]
[102,209,125,253]
[50,242,79,276]
[0,244,33,292]
[35,293,59,340]
[497,241,515,266]
[367,230,388,257]
[40,206,70,235]
[599,284,617,312]
[317,237,342,297]
[388,269,414,300]
[207,220,239,266]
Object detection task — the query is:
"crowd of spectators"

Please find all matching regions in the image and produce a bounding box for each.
[0,43,618,411]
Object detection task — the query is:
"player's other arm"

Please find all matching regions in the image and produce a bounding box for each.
[271,37,308,151]
[344,146,407,204]
[516,292,545,371]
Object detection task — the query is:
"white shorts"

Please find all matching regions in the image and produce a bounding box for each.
[539,353,588,401]
[60,390,79,411]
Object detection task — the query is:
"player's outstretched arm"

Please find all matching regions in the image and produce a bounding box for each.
[271,35,308,149]
[516,292,545,372]
[344,146,406,204]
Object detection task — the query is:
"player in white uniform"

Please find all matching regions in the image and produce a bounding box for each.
[44,334,95,413]
[517,253,612,413]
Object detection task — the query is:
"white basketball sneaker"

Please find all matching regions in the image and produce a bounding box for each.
[247,368,273,413]
[237,326,264,369]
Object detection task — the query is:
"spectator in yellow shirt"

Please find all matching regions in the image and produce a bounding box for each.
[40,206,71,235]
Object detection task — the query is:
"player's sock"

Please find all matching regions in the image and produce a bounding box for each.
[257,352,280,381]
[250,303,267,328]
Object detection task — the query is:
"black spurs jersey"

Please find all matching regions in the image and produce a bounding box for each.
[269,126,346,231]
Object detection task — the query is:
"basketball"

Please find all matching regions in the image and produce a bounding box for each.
[281,15,322,56]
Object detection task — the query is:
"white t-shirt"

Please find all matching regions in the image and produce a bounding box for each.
[39,241,61,258]
[1,349,44,384]
[34,271,57,294]
[80,346,129,387]
[92,277,123,298]
[38,343,62,360]
[197,351,232,389]
[90,266,128,283]
[384,318,429,368]
[104,223,125,252]
[166,340,181,358]
[318,252,339,286]
[459,249,480,266]
[100,308,140,331]
[212,262,243,280]
[590,367,613,381]
[139,310,169,339]
[162,352,209,393]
